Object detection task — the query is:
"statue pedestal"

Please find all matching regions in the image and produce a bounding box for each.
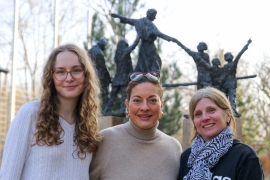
[235,117,242,140]
[182,117,192,151]
[98,116,125,130]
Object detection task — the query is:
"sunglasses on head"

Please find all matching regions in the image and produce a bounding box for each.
[129,72,160,82]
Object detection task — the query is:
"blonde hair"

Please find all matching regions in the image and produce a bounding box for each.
[189,87,236,141]
[35,44,101,159]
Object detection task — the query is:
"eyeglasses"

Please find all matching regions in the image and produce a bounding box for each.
[52,67,85,81]
[129,72,160,82]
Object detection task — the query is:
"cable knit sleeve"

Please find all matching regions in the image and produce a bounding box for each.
[0,101,40,180]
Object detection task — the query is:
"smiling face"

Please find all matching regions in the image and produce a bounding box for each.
[193,98,230,142]
[53,50,85,102]
[125,82,164,130]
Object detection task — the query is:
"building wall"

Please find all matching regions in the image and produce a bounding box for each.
[0,76,37,167]
[0,73,8,166]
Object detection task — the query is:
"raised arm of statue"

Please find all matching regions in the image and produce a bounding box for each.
[175,39,191,54]
[156,31,178,43]
[110,13,135,26]
[233,38,252,66]
[124,36,140,55]
[197,56,212,70]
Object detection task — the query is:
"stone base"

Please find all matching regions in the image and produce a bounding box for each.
[235,117,242,140]
[182,117,192,151]
[98,116,126,130]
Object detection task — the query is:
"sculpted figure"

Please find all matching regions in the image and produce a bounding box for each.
[197,56,224,91]
[88,38,111,111]
[223,38,252,117]
[210,58,224,91]
[104,38,140,116]
[110,9,179,72]
[176,41,211,90]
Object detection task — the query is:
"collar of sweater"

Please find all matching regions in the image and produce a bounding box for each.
[124,119,161,140]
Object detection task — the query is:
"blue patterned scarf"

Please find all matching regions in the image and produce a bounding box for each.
[184,127,233,180]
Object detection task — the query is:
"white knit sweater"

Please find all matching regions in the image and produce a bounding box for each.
[0,100,92,180]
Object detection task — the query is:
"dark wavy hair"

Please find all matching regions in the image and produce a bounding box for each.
[34,44,101,159]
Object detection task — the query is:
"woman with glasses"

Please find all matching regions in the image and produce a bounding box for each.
[90,72,182,180]
[178,87,264,180]
[0,44,101,179]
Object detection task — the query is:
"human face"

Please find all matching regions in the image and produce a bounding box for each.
[193,98,230,142]
[53,51,85,102]
[125,82,164,130]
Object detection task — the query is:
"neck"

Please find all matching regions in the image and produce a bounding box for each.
[124,119,160,140]
[58,97,79,124]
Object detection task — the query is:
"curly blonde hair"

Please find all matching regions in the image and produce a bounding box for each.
[189,87,236,142]
[35,44,101,159]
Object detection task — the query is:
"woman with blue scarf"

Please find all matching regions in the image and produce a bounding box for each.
[179,87,264,180]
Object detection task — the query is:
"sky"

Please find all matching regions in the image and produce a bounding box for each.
[1,0,269,79]
[137,0,270,72]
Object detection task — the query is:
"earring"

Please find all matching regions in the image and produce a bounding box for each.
[126,108,130,118]
[159,111,164,118]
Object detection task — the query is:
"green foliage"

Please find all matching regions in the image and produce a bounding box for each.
[83,13,105,51]
[158,62,182,135]
[253,58,270,155]
[236,86,259,146]
[85,0,145,76]
[214,49,225,66]
[110,0,145,39]
[91,13,106,43]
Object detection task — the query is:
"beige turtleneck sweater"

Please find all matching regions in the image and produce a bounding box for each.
[89,120,182,180]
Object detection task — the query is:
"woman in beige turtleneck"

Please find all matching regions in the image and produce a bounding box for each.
[90,72,182,180]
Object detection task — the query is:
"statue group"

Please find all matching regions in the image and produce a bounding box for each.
[88,8,254,118]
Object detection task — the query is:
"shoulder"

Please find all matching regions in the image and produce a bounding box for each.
[181,147,191,157]
[5,101,40,144]
[231,139,258,156]
[180,148,191,167]
[93,124,126,156]
[14,100,40,121]
[219,139,260,166]
[99,123,126,139]
[19,100,41,111]
[9,100,40,129]
[89,46,102,55]
[158,131,182,151]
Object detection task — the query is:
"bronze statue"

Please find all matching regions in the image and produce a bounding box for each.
[196,56,224,91]
[110,9,179,73]
[103,38,140,116]
[223,38,252,117]
[176,40,212,90]
[177,38,253,117]
[88,38,111,111]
